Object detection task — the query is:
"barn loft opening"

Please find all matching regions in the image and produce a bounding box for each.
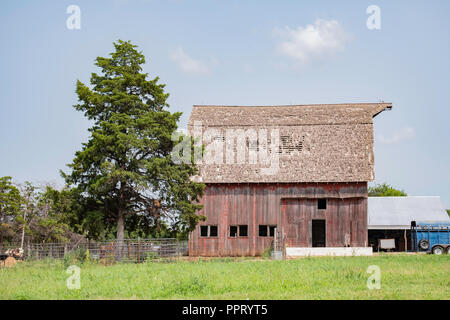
[318,198,327,210]
[229,226,238,237]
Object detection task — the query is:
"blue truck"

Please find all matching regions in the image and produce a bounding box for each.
[411,221,450,254]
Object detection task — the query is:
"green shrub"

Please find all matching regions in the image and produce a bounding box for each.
[144,251,159,262]
[261,247,273,259]
[64,248,89,266]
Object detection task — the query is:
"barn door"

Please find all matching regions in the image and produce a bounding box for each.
[281,198,310,247]
[312,220,326,247]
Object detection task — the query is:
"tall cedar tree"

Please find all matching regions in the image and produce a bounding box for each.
[64,41,204,253]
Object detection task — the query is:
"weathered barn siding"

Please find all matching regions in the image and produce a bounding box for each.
[189,182,368,256]
[281,198,367,248]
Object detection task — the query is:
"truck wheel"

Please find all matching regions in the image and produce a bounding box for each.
[446,246,450,254]
[419,239,429,250]
[432,246,444,255]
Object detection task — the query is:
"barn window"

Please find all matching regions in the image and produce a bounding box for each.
[200,225,218,237]
[318,198,327,210]
[259,225,268,237]
[269,226,276,237]
[259,225,277,237]
[239,225,248,237]
[209,225,218,237]
[229,225,248,237]
[229,226,238,237]
[200,226,208,237]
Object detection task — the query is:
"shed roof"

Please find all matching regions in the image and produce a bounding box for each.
[188,103,392,183]
[368,196,450,230]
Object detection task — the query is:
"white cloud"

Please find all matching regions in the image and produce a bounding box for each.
[169,47,211,75]
[274,19,351,64]
[377,127,415,144]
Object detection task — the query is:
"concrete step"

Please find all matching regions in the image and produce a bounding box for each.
[286,247,373,257]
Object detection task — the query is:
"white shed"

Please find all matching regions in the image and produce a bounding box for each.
[368,196,449,230]
[367,196,449,251]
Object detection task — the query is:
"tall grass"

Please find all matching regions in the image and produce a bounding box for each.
[0,254,448,299]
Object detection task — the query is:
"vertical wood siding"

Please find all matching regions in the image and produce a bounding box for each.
[189,182,368,256]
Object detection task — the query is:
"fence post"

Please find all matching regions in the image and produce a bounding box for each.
[138,238,141,263]
[127,241,130,260]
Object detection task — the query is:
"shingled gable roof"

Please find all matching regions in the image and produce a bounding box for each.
[188,103,392,183]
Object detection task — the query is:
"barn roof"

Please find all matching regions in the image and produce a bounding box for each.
[188,103,392,183]
[189,103,391,126]
[368,196,450,230]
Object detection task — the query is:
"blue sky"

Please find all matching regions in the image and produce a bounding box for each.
[1,0,449,207]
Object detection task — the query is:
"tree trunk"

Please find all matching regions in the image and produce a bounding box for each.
[20,209,27,249]
[116,210,125,261]
[116,180,127,261]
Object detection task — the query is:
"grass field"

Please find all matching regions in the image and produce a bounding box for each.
[0,254,448,300]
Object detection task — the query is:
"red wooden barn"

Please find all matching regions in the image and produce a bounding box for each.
[187,103,391,256]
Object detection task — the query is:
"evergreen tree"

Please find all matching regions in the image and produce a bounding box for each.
[63,40,204,257]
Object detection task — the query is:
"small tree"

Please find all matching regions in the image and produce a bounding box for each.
[16,182,39,248]
[64,40,205,258]
[368,183,407,197]
[35,186,75,242]
[0,177,22,242]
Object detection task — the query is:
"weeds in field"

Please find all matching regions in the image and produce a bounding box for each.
[261,247,273,259]
[0,254,448,299]
[63,248,90,267]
